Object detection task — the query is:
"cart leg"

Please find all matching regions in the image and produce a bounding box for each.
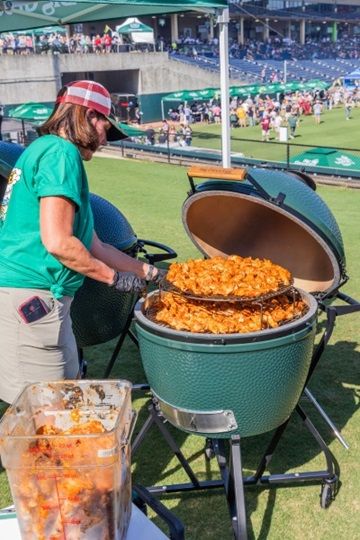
[215,436,248,540]
[127,328,139,348]
[303,387,349,449]
[296,405,339,507]
[102,311,134,378]
[296,405,338,479]
[133,403,201,488]
[252,418,291,482]
[131,408,156,455]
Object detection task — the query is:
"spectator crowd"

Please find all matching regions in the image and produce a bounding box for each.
[0,31,156,55]
[151,84,359,146]
[173,35,360,62]
[0,29,359,61]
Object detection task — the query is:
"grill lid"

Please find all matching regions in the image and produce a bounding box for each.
[182,168,346,297]
[90,193,137,252]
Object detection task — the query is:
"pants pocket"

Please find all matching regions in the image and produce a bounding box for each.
[12,289,61,348]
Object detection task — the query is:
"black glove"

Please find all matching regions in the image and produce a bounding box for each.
[145,266,167,285]
[111,271,146,294]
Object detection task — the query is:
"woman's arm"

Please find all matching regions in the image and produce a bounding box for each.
[90,232,149,278]
[40,196,151,285]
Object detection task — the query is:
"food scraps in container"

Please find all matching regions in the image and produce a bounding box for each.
[11,419,124,540]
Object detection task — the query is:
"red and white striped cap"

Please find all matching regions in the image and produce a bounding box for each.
[57,80,127,141]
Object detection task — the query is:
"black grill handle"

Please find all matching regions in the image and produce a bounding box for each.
[308,293,360,382]
[137,239,177,264]
[319,292,360,317]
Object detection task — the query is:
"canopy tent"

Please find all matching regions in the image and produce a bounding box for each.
[161,88,218,118]
[0,0,230,165]
[162,88,218,101]
[32,25,67,35]
[116,17,154,46]
[8,100,145,137]
[0,25,66,37]
[290,148,360,172]
[0,1,226,33]
[162,79,331,105]
[343,70,360,89]
[116,17,153,34]
[303,79,329,90]
[7,102,54,123]
[118,122,146,137]
[6,102,54,142]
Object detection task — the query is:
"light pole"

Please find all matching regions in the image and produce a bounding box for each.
[217,7,231,168]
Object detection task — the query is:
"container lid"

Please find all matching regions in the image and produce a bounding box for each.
[0,380,132,439]
[182,168,346,296]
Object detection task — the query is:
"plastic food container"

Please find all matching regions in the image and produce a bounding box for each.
[0,380,135,540]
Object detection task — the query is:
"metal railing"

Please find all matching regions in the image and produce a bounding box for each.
[112,136,360,181]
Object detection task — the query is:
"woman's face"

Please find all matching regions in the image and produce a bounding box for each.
[82,110,111,160]
[90,114,111,146]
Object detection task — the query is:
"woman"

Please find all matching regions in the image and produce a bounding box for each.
[0,80,163,404]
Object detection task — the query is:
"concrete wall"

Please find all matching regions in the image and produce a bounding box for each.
[0,54,61,104]
[0,52,236,106]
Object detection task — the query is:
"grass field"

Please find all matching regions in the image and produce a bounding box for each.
[0,157,359,539]
[191,106,360,165]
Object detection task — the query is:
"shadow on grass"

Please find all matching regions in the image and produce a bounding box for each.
[124,336,359,539]
[0,315,357,537]
[1,315,354,537]
[193,131,222,141]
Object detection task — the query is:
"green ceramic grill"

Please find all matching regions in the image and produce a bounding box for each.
[134,167,346,439]
[70,193,139,348]
[71,193,176,348]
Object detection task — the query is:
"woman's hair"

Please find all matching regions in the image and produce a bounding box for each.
[39,87,101,152]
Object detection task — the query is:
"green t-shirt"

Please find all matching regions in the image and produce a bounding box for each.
[0,135,94,298]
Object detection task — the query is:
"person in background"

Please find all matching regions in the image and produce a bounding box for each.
[183,103,192,125]
[0,80,164,404]
[344,96,353,120]
[261,114,271,141]
[230,110,239,128]
[236,104,247,128]
[247,105,256,127]
[184,125,193,146]
[212,103,221,124]
[313,100,322,124]
[287,112,298,139]
[272,113,283,141]
[145,127,156,145]
[134,107,142,124]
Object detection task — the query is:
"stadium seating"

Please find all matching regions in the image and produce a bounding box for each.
[172,52,360,84]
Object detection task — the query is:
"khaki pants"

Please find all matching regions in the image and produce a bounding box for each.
[0,288,79,404]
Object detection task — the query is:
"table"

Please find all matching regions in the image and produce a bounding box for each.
[0,504,169,539]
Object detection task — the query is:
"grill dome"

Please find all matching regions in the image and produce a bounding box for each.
[184,168,346,296]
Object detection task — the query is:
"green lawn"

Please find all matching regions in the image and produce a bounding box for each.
[191,106,360,164]
[1,157,359,539]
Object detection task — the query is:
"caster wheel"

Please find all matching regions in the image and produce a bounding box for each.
[320,481,335,509]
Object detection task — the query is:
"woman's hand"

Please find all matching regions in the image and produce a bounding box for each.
[145,266,167,285]
[111,271,146,294]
